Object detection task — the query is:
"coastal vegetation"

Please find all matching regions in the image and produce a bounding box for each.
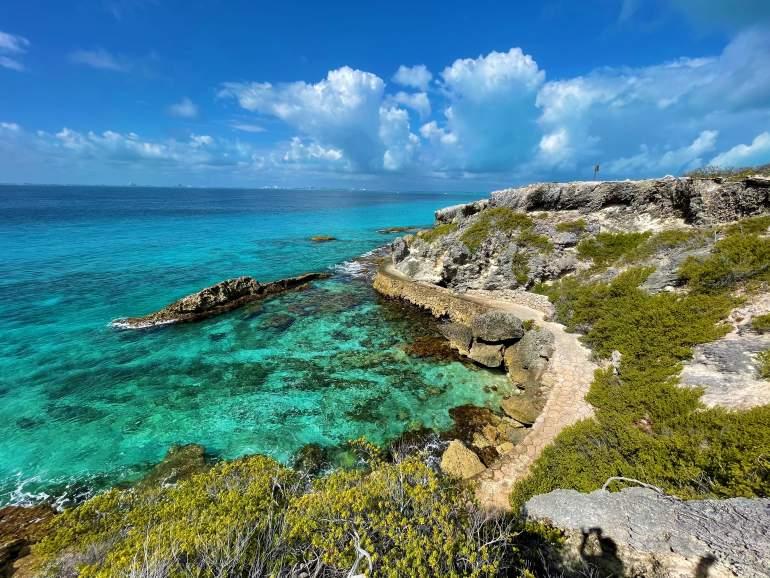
[512,218,770,509]
[753,313,770,333]
[686,162,770,181]
[35,444,519,577]
[460,208,534,252]
[418,221,458,243]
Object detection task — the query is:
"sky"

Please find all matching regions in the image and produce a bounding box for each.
[1,0,770,190]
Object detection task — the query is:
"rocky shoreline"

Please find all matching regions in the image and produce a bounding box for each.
[113,272,330,329]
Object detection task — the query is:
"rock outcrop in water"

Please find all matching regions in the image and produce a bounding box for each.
[524,487,770,578]
[114,272,329,328]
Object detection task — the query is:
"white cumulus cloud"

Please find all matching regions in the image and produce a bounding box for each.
[710,131,770,167]
[392,64,433,91]
[219,66,385,170]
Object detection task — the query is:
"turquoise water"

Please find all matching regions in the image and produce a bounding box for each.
[0,185,508,506]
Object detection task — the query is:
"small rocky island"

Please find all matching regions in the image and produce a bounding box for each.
[114,272,329,328]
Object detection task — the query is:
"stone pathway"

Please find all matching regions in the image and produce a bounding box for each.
[378,266,598,512]
[463,290,597,511]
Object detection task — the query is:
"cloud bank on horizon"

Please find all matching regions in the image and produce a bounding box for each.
[1,0,769,188]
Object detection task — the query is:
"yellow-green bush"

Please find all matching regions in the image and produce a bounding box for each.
[37,449,517,577]
[285,454,515,577]
[37,456,299,577]
[419,222,459,243]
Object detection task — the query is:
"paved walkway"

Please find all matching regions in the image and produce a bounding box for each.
[464,290,597,511]
[378,266,598,512]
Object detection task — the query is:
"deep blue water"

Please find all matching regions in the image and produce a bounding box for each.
[0,185,509,506]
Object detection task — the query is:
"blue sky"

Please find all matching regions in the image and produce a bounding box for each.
[1,0,770,189]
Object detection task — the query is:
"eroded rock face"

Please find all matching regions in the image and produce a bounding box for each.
[438,322,473,356]
[0,504,56,576]
[391,176,770,293]
[525,487,770,578]
[491,176,770,224]
[114,272,329,328]
[439,439,486,479]
[468,341,505,368]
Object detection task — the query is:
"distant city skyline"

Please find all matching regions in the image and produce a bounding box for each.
[1,0,770,189]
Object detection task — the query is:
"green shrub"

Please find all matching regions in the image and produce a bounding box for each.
[418,222,458,243]
[758,349,770,379]
[460,207,534,252]
[512,262,770,510]
[576,231,652,267]
[555,219,587,233]
[518,228,554,253]
[724,214,770,236]
[511,251,530,286]
[679,233,770,292]
[752,313,770,333]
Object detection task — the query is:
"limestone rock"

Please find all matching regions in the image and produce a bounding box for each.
[471,311,524,342]
[435,200,488,224]
[440,440,486,479]
[491,176,770,225]
[438,322,473,356]
[516,327,555,367]
[525,487,770,578]
[500,395,541,425]
[0,504,56,576]
[468,341,504,368]
[115,272,329,329]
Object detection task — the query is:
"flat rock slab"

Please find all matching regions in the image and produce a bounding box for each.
[525,487,770,578]
[680,330,770,409]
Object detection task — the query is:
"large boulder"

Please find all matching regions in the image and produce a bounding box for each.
[440,440,486,479]
[511,326,555,382]
[525,487,770,578]
[468,341,504,368]
[471,311,525,342]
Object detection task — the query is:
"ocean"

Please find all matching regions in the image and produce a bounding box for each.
[0,185,509,506]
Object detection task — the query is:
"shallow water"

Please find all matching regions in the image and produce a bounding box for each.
[0,185,508,506]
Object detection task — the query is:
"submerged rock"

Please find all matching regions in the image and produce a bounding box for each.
[292,443,331,476]
[114,272,329,329]
[310,235,336,242]
[439,440,486,479]
[137,443,208,489]
[403,335,462,361]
